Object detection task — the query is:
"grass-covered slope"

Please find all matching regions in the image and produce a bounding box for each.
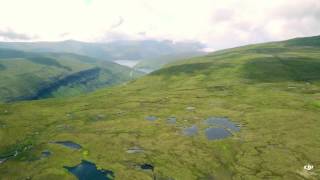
[134,51,206,72]
[0,49,142,102]
[0,36,320,179]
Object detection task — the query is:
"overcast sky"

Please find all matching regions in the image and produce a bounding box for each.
[0,0,319,50]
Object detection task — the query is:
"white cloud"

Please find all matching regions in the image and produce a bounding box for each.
[0,0,319,49]
[0,29,37,40]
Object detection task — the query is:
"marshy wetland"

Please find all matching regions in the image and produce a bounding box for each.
[1,36,320,179]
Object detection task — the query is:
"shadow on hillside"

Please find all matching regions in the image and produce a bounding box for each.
[242,56,320,82]
[10,68,102,102]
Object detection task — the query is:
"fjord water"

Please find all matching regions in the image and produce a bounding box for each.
[114,60,140,68]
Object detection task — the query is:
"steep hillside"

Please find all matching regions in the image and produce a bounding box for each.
[0,36,320,179]
[0,49,142,102]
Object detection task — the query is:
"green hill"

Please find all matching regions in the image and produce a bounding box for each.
[0,48,142,102]
[0,36,320,179]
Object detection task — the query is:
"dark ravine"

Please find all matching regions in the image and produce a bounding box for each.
[9,67,102,101]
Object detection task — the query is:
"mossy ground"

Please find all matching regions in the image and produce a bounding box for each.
[0,37,320,179]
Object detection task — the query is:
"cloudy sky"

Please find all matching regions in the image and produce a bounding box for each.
[0,0,319,50]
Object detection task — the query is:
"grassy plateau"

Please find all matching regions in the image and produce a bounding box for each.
[0,36,320,179]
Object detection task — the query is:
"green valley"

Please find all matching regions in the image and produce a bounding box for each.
[0,48,142,102]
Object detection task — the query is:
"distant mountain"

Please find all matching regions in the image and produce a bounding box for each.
[0,48,142,102]
[0,40,205,61]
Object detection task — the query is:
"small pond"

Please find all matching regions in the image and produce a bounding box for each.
[205,117,240,132]
[41,150,52,158]
[205,128,232,140]
[140,163,154,171]
[127,146,144,154]
[183,125,198,136]
[167,117,177,124]
[53,141,82,150]
[64,160,114,180]
[145,116,158,121]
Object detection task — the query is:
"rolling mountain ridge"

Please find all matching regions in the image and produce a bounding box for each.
[0,48,142,102]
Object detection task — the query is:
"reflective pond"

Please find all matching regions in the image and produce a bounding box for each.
[140,163,154,171]
[205,117,240,132]
[53,141,82,150]
[167,117,177,124]
[205,128,232,140]
[64,160,114,180]
[145,116,158,121]
[182,125,198,136]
